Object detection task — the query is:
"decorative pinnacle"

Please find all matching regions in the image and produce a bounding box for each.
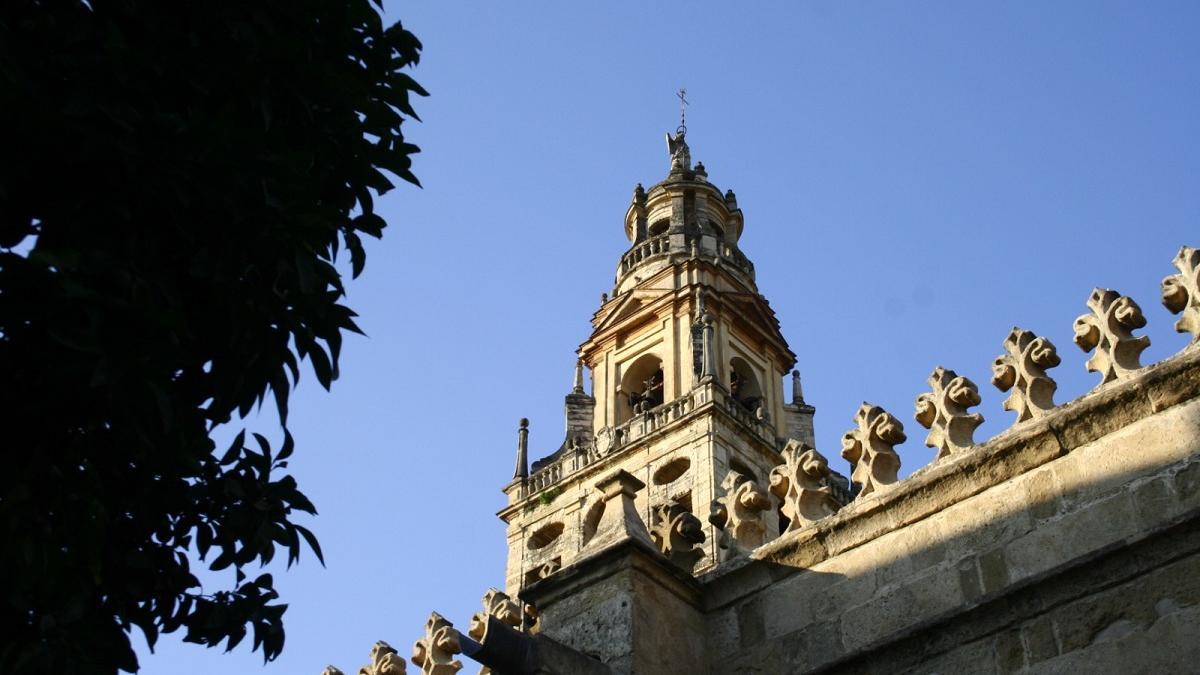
[572,359,585,394]
[513,418,529,480]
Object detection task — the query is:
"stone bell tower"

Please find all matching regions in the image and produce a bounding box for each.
[497,128,845,597]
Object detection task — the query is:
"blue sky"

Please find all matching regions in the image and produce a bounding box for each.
[139,2,1199,672]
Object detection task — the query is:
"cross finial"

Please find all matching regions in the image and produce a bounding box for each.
[676,87,688,135]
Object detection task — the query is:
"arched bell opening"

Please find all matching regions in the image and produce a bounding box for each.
[729,357,764,412]
[618,353,664,424]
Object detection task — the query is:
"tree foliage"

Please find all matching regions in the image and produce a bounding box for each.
[0,1,425,672]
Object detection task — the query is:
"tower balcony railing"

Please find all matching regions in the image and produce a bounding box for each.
[617,232,755,286]
[618,233,671,276]
[522,380,776,497]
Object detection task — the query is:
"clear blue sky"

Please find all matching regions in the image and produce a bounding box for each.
[139,2,1199,672]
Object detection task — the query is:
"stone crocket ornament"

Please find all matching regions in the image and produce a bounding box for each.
[708,470,771,555]
[769,440,842,532]
[992,327,1061,424]
[915,367,984,462]
[1162,245,1200,347]
[411,612,462,675]
[322,640,407,675]
[841,403,906,497]
[650,499,706,572]
[360,641,407,675]
[1073,288,1150,386]
[468,589,523,675]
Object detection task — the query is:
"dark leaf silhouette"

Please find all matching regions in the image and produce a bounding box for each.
[0,1,424,672]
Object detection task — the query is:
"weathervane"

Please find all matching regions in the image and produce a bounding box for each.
[676,87,689,135]
[666,87,692,170]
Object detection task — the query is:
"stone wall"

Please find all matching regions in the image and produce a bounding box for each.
[703,346,1200,673]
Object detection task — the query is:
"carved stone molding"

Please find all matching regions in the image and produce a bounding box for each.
[992,328,1061,424]
[468,589,523,675]
[362,641,408,675]
[1163,245,1200,346]
[708,470,771,555]
[526,559,560,583]
[769,440,841,532]
[841,404,906,496]
[650,500,706,572]
[412,613,462,675]
[1073,288,1150,385]
[468,589,522,642]
[915,367,984,461]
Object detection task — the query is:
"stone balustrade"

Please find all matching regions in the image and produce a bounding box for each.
[521,381,775,500]
[616,232,755,286]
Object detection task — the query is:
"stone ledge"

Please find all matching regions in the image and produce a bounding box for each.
[747,346,1200,578]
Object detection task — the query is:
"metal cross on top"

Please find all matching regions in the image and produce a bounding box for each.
[677,87,689,134]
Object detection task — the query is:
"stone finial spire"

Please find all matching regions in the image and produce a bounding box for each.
[791,370,805,404]
[572,359,585,394]
[513,418,529,480]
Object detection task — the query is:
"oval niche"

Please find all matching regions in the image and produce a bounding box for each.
[527,521,564,550]
[653,457,691,485]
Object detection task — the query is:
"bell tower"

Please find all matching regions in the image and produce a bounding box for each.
[497,128,840,596]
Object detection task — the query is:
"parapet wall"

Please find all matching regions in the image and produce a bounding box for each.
[704,345,1200,673]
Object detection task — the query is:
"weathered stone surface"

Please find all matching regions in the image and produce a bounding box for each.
[916,366,984,461]
[841,403,906,496]
[1073,288,1151,386]
[769,440,841,532]
[411,613,462,675]
[1162,244,1200,346]
[467,588,523,674]
[709,470,771,555]
[489,173,1200,675]
[992,327,1061,424]
[583,469,655,555]
[361,641,408,675]
[649,499,705,572]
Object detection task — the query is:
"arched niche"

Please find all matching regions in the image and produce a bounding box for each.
[527,521,564,550]
[581,500,605,547]
[653,457,691,485]
[729,356,764,412]
[618,352,664,423]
